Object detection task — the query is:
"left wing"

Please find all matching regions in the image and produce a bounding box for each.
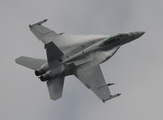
[29,19,110,55]
[74,64,120,102]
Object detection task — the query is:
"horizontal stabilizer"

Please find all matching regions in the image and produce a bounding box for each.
[45,41,64,63]
[47,76,65,100]
[15,56,46,70]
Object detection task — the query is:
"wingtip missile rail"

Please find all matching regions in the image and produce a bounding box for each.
[29,19,48,29]
[102,93,121,103]
[107,83,115,86]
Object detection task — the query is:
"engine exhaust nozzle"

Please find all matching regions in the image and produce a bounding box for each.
[40,73,50,82]
[35,68,45,76]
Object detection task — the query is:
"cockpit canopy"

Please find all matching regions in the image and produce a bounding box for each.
[103,33,128,45]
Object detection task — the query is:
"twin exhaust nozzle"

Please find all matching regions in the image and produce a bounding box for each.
[35,68,45,76]
[35,68,49,82]
[35,67,62,82]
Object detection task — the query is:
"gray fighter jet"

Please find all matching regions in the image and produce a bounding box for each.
[15,19,145,102]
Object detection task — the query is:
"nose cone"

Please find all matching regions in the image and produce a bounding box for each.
[137,31,145,38]
[121,31,145,45]
[129,31,145,39]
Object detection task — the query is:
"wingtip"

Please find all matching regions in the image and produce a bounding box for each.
[29,19,48,29]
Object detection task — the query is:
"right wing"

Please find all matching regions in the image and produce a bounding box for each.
[74,63,112,102]
[74,64,120,102]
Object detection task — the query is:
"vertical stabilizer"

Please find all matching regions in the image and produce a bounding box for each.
[47,76,65,100]
[45,42,64,63]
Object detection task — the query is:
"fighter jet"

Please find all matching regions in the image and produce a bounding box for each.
[15,19,145,103]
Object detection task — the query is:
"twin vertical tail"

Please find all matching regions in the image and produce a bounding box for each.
[15,41,65,101]
[45,41,64,63]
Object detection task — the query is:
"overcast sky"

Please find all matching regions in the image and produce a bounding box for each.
[1,0,163,120]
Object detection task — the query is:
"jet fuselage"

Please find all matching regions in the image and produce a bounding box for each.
[63,31,145,65]
[38,31,145,81]
[15,19,145,101]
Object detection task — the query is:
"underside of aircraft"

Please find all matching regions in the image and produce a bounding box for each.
[16,19,145,103]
